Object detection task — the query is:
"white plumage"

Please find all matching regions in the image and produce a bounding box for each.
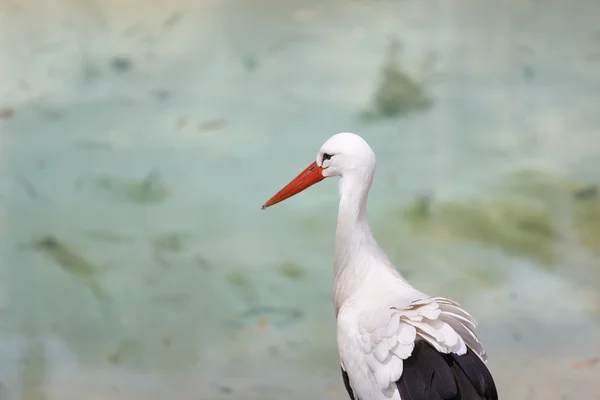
[263,133,497,400]
[337,294,486,399]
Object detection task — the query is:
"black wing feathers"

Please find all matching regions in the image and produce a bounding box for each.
[396,340,457,400]
[341,367,358,400]
[449,346,498,399]
[396,340,498,400]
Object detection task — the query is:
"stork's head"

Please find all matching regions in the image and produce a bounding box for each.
[262,132,376,209]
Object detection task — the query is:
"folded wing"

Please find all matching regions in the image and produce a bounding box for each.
[341,297,497,400]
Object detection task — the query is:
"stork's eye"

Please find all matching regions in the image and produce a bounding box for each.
[322,153,333,162]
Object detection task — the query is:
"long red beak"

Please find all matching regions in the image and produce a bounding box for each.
[262,161,325,209]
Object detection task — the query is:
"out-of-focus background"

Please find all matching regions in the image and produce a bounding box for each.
[1,0,599,398]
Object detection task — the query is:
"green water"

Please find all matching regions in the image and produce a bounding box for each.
[1,0,600,398]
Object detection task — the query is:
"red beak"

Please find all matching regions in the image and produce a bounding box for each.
[262,161,325,209]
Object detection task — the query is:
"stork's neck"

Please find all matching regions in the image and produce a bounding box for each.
[333,171,389,313]
[334,175,371,261]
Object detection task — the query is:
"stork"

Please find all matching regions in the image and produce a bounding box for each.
[262,132,498,400]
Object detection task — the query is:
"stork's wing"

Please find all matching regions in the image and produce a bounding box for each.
[338,297,498,400]
[341,366,357,400]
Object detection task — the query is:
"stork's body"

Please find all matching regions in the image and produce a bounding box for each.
[263,133,498,400]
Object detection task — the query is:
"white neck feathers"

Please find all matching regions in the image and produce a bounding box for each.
[332,170,384,313]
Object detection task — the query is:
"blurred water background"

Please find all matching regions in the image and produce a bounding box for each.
[1,0,600,399]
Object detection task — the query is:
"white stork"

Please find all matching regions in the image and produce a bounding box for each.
[262,132,498,400]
